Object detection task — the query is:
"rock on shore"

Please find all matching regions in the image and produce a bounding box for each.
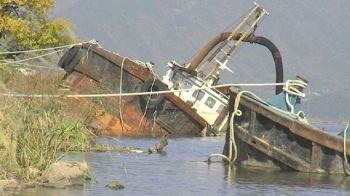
[39,161,91,187]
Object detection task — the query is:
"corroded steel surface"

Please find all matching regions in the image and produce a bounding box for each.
[224,88,350,174]
[60,44,208,135]
[310,142,321,171]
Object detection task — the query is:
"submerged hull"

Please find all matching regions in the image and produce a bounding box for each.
[223,87,350,175]
[59,43,217,136]
[57,4,281,136]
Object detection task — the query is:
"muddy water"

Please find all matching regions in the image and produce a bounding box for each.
[12,126,350,196]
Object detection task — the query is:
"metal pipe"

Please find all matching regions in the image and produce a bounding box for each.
[188,32,284,94]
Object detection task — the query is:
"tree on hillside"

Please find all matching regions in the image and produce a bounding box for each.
[0,0,80,59]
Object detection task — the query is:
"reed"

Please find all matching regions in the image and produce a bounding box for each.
[0,67,95,181]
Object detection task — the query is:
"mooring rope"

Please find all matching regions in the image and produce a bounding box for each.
[1,61,64,71]
[208,90,264,165]
[272,79,309,124]
[0,49,66,65]
[136,61,162,134]
[145,63,161,81]
[207,80,308,165]
[284,79,308,121]
[0,42,86,55]
[151,109,158,135]
[137,78,157,131]
[343,122,350,175]
[118,57,127,131]
[0,40,99,69]
[0,82,286,98]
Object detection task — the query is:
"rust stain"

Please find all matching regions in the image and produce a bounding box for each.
[61,43,210,136]
[97,114,131,133]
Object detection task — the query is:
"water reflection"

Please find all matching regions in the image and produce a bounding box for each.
[12,134,350,196]
[224,165,350,195]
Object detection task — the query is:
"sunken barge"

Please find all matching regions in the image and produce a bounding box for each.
[217,12,350,176]
[58,3,282,136]
[222,84,350,175]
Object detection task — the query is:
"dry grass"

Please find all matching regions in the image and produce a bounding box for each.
[0,67,96,181]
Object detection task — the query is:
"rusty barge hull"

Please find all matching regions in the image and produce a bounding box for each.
[60,43,208,135]
[58,3,282,136]
[223,87,350,174]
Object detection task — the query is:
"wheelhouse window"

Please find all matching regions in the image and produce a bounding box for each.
[192,90,204,101]
[183,80,192,89]
[205,97,216,108]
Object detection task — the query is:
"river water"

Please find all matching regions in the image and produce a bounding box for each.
[10,125,350,196]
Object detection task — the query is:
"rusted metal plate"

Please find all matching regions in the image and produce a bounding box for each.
[61,44,209,135]
[234,92,350,155]
[235,125,311,172]
[78,44,208,129]
[80,43,152,82]
[164,92,206,128]
[310,142,321,171]
[227,89,350,174]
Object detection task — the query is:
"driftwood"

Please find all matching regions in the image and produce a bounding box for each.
[156,132,169,153]
[149,132,169,154]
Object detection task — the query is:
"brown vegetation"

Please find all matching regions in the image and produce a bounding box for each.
[0,68,95,181]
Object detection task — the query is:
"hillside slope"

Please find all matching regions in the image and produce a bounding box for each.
[51,0,350,123]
